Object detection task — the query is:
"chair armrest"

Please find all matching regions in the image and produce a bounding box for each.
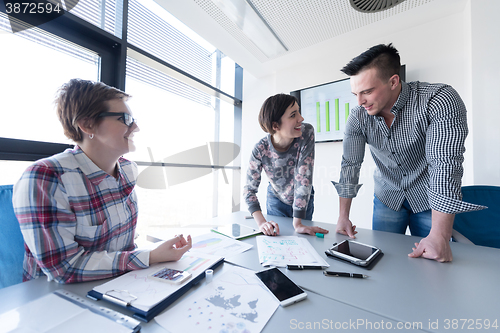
[451,229,475,245]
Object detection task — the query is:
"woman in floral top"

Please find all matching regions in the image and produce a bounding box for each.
[244,94,329,236]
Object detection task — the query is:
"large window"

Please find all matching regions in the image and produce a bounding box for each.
[67,0,122,38]
[0,14,99,144]
[127,0,236,97]
[0,1,242,239]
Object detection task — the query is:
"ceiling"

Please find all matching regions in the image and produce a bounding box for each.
[155,0,466,78]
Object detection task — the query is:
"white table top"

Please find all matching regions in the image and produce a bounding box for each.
[2,211,499,333]
[0,259,416,332]
[221,212,500,332]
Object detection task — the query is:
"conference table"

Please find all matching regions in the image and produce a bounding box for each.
[1,211,499,332]
[222,212,500,332]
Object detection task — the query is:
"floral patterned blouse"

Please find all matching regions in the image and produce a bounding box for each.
[244,123,315,219]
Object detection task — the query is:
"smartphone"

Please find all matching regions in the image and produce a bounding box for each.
[325,240,382,267]
[149,267,192,284]
[255,268,307,307]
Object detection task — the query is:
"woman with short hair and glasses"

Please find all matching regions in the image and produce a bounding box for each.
[243,93,329,236]
[13,79,191,283]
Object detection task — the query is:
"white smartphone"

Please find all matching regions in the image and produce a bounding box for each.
[255,268,307,307]
[149,267,192,284]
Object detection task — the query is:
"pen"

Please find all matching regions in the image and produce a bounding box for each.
[323,271,368,278]
[287,265,323,270]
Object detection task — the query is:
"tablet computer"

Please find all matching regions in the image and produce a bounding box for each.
[211,223,262,240]
[325,240,382,267]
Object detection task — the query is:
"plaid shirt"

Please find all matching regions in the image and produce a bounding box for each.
[13,146,149,283]
[333,81,485,214]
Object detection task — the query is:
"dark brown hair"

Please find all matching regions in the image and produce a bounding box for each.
[341,43,401,81]
[258,94,298,134]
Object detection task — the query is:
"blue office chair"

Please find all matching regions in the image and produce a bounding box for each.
[452,185,500,249]
[0,185,25,289]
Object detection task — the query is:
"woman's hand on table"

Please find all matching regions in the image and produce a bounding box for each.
[259,220,280,236]
[149,234,192,264]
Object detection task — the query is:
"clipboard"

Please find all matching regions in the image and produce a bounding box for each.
[87,254,224,322]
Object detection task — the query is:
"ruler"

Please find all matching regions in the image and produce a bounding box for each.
[54,289,141,332]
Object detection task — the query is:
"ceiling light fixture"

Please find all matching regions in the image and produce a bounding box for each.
[211,0,288,58]
[350,0,406,13]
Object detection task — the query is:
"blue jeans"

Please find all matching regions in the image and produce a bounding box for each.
[266,184,314,220]
[372,195,432,237]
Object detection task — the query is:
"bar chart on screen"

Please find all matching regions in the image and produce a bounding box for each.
[299,78,356,142]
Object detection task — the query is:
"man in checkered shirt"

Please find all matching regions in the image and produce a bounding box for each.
[332,44,484,262]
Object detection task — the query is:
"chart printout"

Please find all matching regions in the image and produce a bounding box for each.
[256,236,329,267]
[190,233,253,258]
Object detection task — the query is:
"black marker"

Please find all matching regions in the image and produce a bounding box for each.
[323,271,368,278]
[287,265,323,270]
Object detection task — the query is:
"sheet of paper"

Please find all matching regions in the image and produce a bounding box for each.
[0,293,131,333]
[155,266,279,333]
[256,236,329,267]
[189,232,253,258]
[92,253,221,311]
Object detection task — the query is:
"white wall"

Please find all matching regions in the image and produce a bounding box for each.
[240,4,480,230]
[469,0,500,185]
[240,72,274,213]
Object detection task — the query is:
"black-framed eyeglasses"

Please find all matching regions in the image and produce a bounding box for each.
[98,112,136,127]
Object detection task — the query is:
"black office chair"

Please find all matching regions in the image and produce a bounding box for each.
[452,185,500,249]
[0,185,25,289]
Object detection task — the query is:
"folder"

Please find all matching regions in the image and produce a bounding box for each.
[87,253,224,322]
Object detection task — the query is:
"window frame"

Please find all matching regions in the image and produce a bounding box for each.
[0,0,243,215]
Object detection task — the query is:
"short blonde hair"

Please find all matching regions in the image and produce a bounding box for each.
[55,79,130,142]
